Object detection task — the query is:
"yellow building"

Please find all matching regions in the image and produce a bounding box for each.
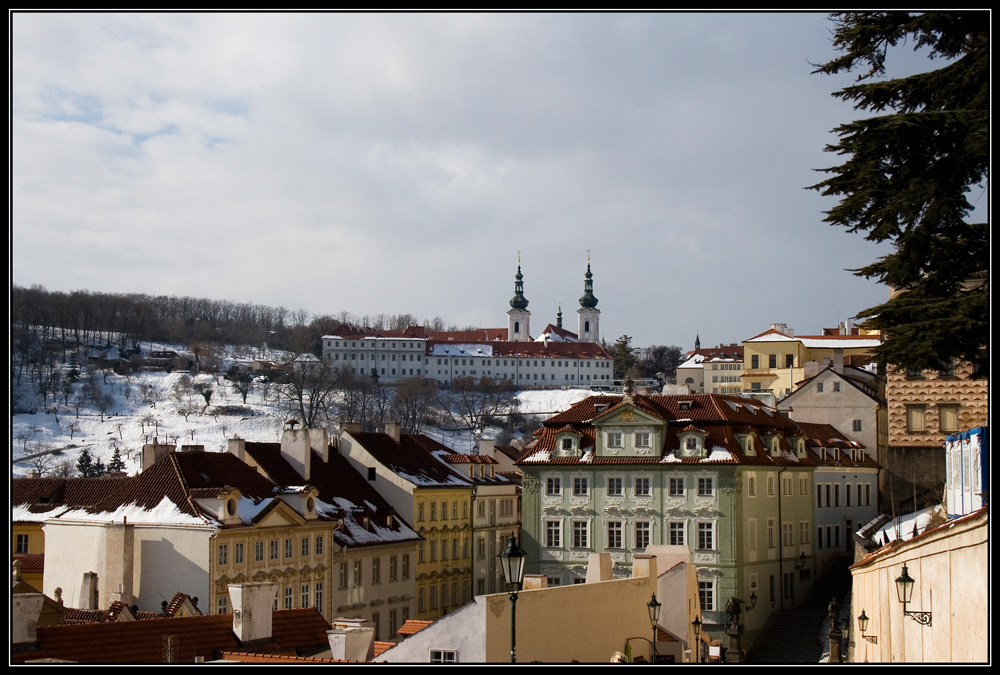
[338,423,475,621]
[742,323,881,405]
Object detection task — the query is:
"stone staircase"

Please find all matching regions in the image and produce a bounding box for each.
[744,555,853,664]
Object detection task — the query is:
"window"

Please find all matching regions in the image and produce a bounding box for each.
[906,405,927,433]
[430,586,437,610]
[767,518,775,548]
[270,540,278,560]
[833,381,841,392]
[635,432,650,447]
[573,477,589,496]
[302,584,309,608]
[834,484,841,507]
[418,542,425,563]
[16,534,29,554]
[218,544,228,566]
[782,522,794,547]
[939,359,956,378]
[339,562,348,589]
[768,354,777,369]
[865,483,872,507]
[782,476,792,496]
[402,554,410,579]
[418,503,424,521]
[573,521,589,548]
[785,354,794,367]
[353,560,362,587]
[669,521,685,546]
[477,537,486,559]
[817,382,824,393]
[669,477,684,496]
[430,650,458,663]
[699,580,715,612]
[430,502,436,520]
[698,522,714,550]
[817,526,824,549]
[767,474,775,496]
[747,475,756,497]
[635,477,651,496]
[372,557,381,584]
[390,556,397,581]
[430,541,436,562]
[906,368,924,379]
[284,587,293,610]
[372,612,380,641]
[441,501,448,521]
[751,355,760,369]
[546,521,561,548]
[390,610,397,637]
[607,432,623,448]
[635,522,650,550]
[853,419,862,432]
[419,588,425,612]
[315,582,323,613]
[799,477,808,495]
[255,541,264,562]
[698,477,713,497]
[546,477,561,496]
[607,521,623,549]
[316,536,323,556]
[607,477,623,495]
[561,438,574,451]
[284,538,293,558]
[235,542,244,564]
[939,404,960,433]
[301,537,309,557]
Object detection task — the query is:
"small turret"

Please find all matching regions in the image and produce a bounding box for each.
[509,265,529,311]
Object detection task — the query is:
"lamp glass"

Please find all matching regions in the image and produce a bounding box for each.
[895,564,914,604]
[858,610,869,633]
[647,595,662,626]
[692,616,702,636]
[497,533,526,590]
[749,591,757,609]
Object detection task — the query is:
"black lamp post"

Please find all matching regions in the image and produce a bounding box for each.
[895,564,932,626]
[497,532,526,663]
[691,616,702,663]
[857,609,878,643]
[647,595,661,664]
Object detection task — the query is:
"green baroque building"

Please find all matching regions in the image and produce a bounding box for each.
[518,386,834,649]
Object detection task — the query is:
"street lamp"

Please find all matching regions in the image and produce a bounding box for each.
[894,564,932,626]
[647,595,661,664]
[497,532,526,663]
[857,609,877,644]
[691,616,702,664]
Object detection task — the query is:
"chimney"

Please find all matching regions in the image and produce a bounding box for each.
[585,552,613,583]
[142,440,176,471]
[80,571,99,610]
[803,360,820,379]
[12,593,44,647]
[309,428,330,463]
[833,348,844,374]
[280,428,312,481]
[510,439,523,451]
[631,553,658,580]
[228,437,246,461]
[478,439,495,458]
[106,521,135,606]
[384,422,401,444]
[327,618,375,662]
[179,444,205,453]
[230,582,278,646]
[522,574,548,590]
[341,422,362,436]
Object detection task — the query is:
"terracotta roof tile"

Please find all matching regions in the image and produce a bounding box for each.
[397,619,433,636]
[13,553,44,573]
[351,433,472,488]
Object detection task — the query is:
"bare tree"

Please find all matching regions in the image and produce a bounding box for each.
[140,381,163,408]
[391,376,438,434]
[280,358,349,428]
[441,376,520,439]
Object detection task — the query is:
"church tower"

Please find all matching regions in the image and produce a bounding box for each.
[507,262,531,342]
[577,260,600,343]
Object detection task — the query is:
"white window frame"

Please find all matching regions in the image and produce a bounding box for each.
[698,579,716,612]
[430,649,458,663]
[572,520,591,549]
[606,520,625,549]
[696,520,716,551]
[572,475,589,497]
[668,475,685,497]
[634,431,651,448]
[607,476,624,496]
[545,475,562,496]
[634,520,652,550]
[747,473,756,497]
[633,475,652,497]
[544,520,562,548]
[668,520,686,546]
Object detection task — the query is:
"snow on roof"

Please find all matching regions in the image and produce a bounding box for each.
[780,451,799,463]
[12,504,64,523]
[316,498,420,545]
[55,496,214,527]
[703,448,734,462]
[520,450,553,463]
[872,505,940,545]
[678,354,706,369]
[429,344,494,356]
[661,452,683,463]
[237,497,275,522]
[745,332,881,349]
[580,450,594,464]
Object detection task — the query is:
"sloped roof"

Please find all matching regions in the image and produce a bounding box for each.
[323,325,427,340]
[15,609,331,664]
[12,476,132,516]
[397,619,433,636]
[427,328,509,343]
[241,442,421,548]
[13,553,44,573]
[490,341,611,359]
[535,324,579,342]
[351,433,472,488]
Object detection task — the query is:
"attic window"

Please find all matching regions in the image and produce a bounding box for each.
[368,467,377,481]
[306,496,315,513]
[226,498,237,517]
[679,400,693,411]
[561,438,574,451]
[770,438,780,456]
[595,404,607,414]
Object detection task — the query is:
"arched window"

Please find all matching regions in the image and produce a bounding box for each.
[685,377,694,384]
[514,321,520,333]
[585,320,590,332]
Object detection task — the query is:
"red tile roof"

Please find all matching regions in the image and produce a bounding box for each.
[13,553,44,573]
[351,433,472,488]
[12,476,132,515]
[440,453,498,464]
[17,609,331,663]
[219,651,363,664]
[490,341,611,359]
[396,619,433,636]
[427,328,509,343]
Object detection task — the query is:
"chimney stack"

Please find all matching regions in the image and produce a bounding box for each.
[230,582,278,646]
[280,428,312,481]
[833,348,844,374]
[384,422,401,444]
[12,593,44,647]
[478,439,495,458]
[327,618,375,662]
[106,521,135,606]
[142,440,175,471]
[228,437,246,461]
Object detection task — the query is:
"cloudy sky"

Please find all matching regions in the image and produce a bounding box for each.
[12,12,967,350]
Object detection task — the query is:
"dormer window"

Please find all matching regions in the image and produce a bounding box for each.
[595,404,607,414]
[562,438,574,451]
[796,439,806,458]
[770,438,781,457]
[679,400,693,411]
[686,438,699,450]
[678,428,708,458]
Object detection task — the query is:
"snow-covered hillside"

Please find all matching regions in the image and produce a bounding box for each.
[11,342,594,478]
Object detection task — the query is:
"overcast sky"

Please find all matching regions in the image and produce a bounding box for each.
[13,12,973,350]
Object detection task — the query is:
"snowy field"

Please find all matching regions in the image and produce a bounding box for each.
[11,345,595,478]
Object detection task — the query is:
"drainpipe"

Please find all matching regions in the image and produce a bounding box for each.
[777,465,787,611]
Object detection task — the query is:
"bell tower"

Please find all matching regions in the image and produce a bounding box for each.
[577,256,600,343]
[507,256,531,342]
